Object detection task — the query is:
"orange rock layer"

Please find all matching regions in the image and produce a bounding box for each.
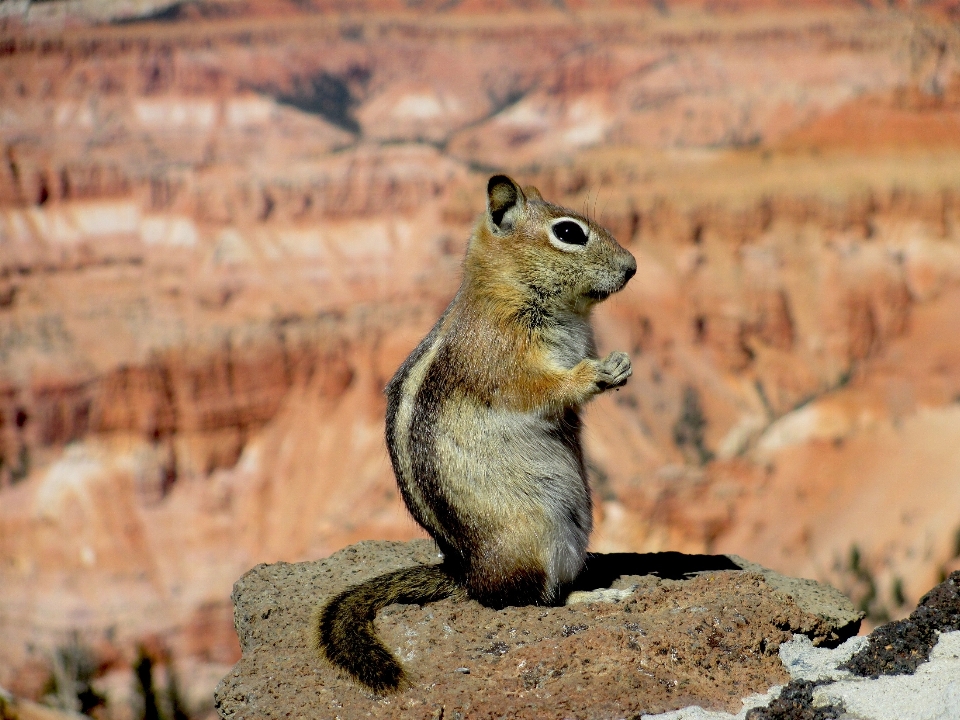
[2,2,960,716]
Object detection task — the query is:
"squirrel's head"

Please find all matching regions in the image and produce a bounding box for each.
[468,174,636,314]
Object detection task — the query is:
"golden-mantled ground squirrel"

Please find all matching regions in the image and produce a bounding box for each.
[315,174,636,693]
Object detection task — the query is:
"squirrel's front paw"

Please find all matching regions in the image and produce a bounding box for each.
[596,351,632,390]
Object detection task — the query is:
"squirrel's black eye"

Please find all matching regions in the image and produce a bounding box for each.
[551,221,588,246]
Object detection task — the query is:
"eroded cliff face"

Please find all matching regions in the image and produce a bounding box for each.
[2,1,960,716]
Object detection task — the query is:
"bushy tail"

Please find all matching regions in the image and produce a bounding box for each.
[314,563,462,693]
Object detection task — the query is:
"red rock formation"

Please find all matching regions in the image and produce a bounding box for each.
[2,1,960,716]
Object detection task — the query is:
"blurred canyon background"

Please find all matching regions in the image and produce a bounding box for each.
[2,0,960,717]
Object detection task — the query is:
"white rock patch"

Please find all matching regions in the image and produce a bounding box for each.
[641,631,960,720]
[812,631,960,720]
[640,686,783,720]
[778,633,869,682]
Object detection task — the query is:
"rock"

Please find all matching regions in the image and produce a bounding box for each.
[777,635,869,683]
[810,631,960,720]
[842,570,960,677]
[641,571,960,720]
[214,539,861,720]
[740,680,846,720]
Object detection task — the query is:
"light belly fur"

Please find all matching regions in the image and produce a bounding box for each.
[433,401,591,589]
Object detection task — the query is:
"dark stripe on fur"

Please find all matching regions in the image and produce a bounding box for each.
[385,312,447,533]
[408,337,474,567]
[315,564,463,693]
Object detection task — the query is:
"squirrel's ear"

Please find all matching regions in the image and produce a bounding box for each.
[487,175,526,232]
[522,185,543,201]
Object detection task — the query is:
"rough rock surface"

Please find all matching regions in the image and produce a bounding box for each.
[811,631,960,720]
[842,569,960,677]
[643,571,960,720]
[214,539,860,720]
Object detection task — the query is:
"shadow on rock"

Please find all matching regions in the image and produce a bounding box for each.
[572,551,742,591]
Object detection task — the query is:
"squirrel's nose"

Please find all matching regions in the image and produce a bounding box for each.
[623,256,637,283]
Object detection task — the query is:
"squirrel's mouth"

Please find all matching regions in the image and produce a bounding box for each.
[586,265,636,301]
